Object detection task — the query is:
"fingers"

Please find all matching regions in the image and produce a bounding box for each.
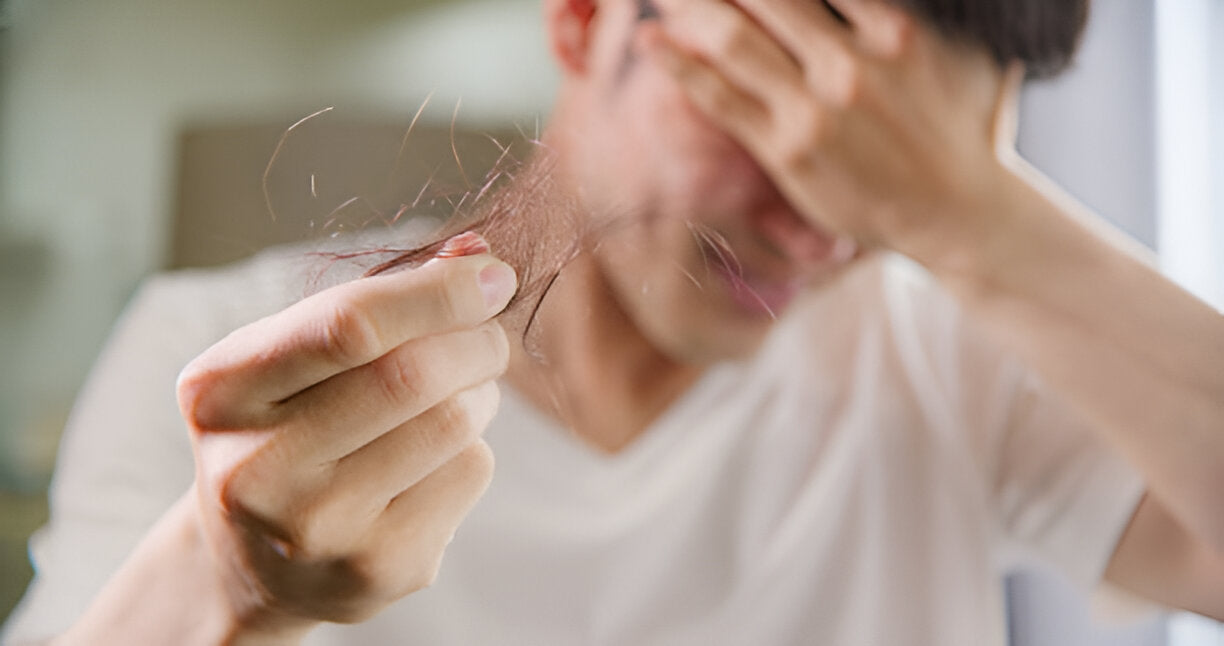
[331,381,500,510]
[647,0,806,103]
[279,327,507,464]
[213,439,497,625]
[178,254,517,427]
[643,28,773,146]
[648,0,918,112]
[221,381,501,562]
[726,0,854,83]
[822,0,916,59]
[364,440,496,596]
[201,321,506,552]
[644,0,851,144]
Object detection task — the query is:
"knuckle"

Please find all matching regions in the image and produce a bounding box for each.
[423,389,494,455]
[377,346,427,405]
[343,552,398,600]
[779,107,825,168]
[889,18,916,57]
[440,382,500,443]
[706,81,739,114]
[319,298,383,366]
[833,62,864,107]
[433,397,480,446]
[367,537,444,599]
[454,440,496,487]
[795,103,827,145]
[214,471,313,556]
[711,20,752,59]
[810,50,862,108]
[395,565,438,598]
[406,557,444,594]
[215,469,253,516]
[176,363,220,432]
[284,492,340,557]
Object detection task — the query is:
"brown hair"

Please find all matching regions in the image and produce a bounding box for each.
[637,0,1091,78]
[348,146,591,342]
[886,0,1091,78]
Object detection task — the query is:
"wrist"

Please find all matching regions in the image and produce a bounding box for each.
[186,494,318,646]
[898,156,1044,294]
[60,491,317,646]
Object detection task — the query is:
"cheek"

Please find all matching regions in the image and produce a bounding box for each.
[649,112,772,216]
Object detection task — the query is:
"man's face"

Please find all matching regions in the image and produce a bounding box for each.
[557,0,858,363]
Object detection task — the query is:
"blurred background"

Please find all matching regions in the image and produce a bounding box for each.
[0,0,1220,644]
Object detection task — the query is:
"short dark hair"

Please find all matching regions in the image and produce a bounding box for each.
[639,0,1092,79]
[887,0,1091,78]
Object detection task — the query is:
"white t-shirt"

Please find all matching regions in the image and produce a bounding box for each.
[3,246,1145,646]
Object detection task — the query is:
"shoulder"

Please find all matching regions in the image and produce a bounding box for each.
[763,252,1028,449]
[772,252,993,373]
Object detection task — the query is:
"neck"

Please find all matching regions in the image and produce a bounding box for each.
[503,252,702,454]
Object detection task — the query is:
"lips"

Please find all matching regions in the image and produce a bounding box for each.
[696,239,802,318]
[695,226,858,318]
[721,265,802,317]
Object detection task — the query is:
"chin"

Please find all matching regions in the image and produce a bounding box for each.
[655,309,775,365]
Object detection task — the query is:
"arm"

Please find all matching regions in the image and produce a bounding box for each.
[50,239,517,644]
[643,0,1224,616]
[936,155,1224,621]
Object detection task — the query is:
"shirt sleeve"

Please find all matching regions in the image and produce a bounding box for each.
[1,274,229,644]
[879,254,1146,592]
[991,369,1147,590]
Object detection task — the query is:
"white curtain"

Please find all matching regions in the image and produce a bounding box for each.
[1157,0,1224,642]
[1157,0,1224,310]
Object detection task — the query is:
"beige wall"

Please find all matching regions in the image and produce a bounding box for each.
[0,0,556,486]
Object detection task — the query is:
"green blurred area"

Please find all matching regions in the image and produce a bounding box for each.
[0,491,47,626]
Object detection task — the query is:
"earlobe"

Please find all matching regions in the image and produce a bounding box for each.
[546,0,599,76]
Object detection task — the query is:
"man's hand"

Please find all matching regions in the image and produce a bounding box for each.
[175,242,516,636]
[642,0,1023,264]
[641,0,1224,620]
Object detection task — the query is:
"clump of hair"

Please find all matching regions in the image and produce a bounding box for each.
[351,144,590,342]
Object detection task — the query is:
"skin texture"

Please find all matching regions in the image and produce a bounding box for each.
[52,0,1224,643]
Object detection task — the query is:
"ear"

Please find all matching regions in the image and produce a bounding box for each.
[545,0,599,76]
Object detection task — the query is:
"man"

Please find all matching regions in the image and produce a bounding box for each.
[5,0,1223,644]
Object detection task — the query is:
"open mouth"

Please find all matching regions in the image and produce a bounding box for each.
[688,221,858,319]
[711,258,803,318]
[688,227,802,319]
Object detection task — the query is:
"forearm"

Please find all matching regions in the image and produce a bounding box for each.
[922,160,1224,554]
[56,491,314,646]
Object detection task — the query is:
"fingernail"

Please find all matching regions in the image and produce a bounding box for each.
[478,261,517,312]
[436,231,491,258]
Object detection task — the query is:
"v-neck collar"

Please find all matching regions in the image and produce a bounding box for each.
[492,359,749,478]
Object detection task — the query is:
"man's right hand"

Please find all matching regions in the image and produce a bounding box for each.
[173,246,516,638]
